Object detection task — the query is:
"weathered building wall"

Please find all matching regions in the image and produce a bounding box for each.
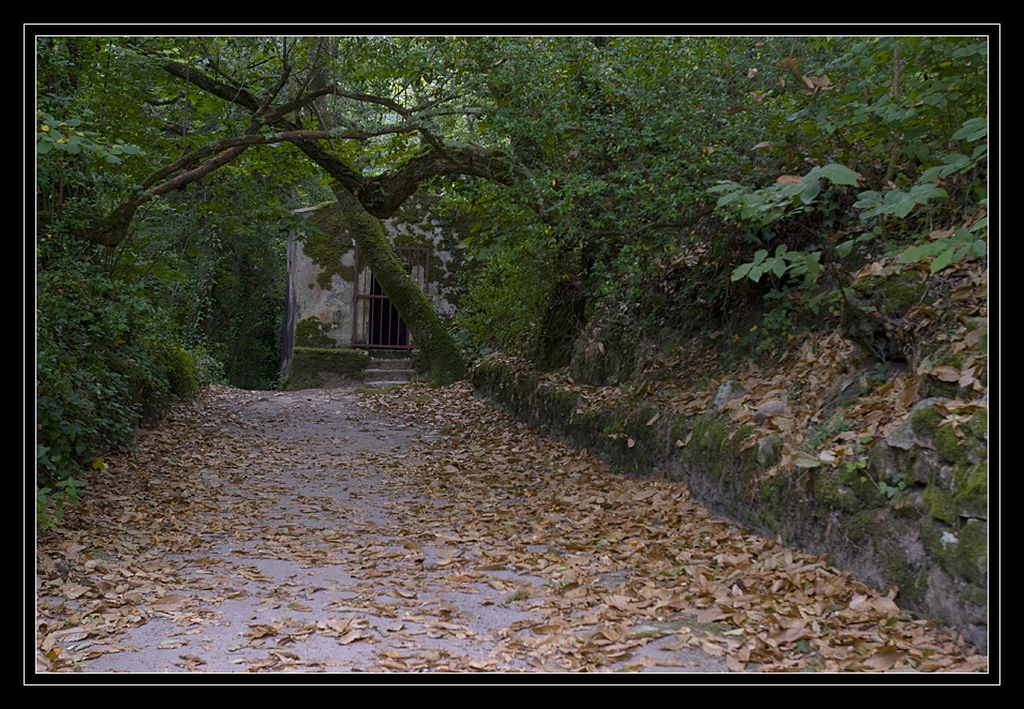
[281,197,463,379]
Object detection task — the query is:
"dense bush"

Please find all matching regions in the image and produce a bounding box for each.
[35,240,223,527]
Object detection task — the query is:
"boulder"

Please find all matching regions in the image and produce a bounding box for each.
[709,380,746,412]
[753,399,787,424]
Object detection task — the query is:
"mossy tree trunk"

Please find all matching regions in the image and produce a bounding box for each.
[331,185,467,385]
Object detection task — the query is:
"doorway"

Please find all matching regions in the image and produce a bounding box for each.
[352,246,429,350]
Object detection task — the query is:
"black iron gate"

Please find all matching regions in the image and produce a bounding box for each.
[352,247,430,349]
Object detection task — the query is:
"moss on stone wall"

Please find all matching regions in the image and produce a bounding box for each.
[953,461,987,519]
[967,409,988,440]
[911,405,944,439]
[879,537,929,606]
[299,203,356,289]
[283,346,368,390]
[294,317,336,348]
[842,509,879,543]
[923,483,957,525]
[926,518,987,586]
[935,424,967,464]
[469,354,987,650]
[851,271,928,316]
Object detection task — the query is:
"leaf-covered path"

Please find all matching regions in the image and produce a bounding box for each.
[36,384,986,673]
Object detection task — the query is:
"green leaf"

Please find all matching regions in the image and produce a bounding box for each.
[890,196,918,218]
[854,190,882,210]
[731,263,753,281]
[929,247,954,273]
[800,179,821,204]
[836,240,854,258]
[897,242,944,264]
[817,163,861,186]
[716,190,744,208]
[952,117,987,142]
[707,181,739,194]
[771,258,786,278]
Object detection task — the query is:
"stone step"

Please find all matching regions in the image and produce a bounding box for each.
[368,359,413,371]
[363,379,412,388]
[365,368,415,377]
[365,349,415,360]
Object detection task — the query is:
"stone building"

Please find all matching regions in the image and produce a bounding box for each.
[280,196,463,388]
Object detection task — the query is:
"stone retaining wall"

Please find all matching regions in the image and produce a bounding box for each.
[471,356,988,651]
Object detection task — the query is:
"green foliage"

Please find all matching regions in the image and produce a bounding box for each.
[806,412,853,452]
[731,244,821,286]
[877,472,908,500]
[36,112,145,163]
[853,183,948,221]
[710,163,861,227]
[36,242,219,526]
[896,223,988,273]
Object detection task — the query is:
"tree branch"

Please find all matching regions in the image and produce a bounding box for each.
[254,38,292,117]
[161,59,262,112]
[82,55,517,244]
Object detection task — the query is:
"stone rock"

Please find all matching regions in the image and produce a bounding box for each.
[868,440,901,481]
[710,380,746,412]
[910,449,942,485]
[753,399,787,424]
[886,419,918,451]
[909,396,952,414]
[886,397,952,451]
[755,435,783,468]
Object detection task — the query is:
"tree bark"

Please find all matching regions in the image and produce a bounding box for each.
[330,185,467,385]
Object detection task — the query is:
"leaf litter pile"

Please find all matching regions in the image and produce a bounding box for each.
[545,259,987,478]
[36,382,985,673]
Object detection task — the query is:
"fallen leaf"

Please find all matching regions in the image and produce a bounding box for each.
[151,595,187,611]
[862,645,905,670]
[931,366,961,383]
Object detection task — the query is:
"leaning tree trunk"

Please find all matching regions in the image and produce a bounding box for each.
[331,185,467,385]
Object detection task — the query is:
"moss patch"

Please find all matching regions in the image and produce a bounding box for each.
[851,270,927,316]
[294,317,336,348]
[811,469,859,513]
[284,347,368,390]
[911,405,944,440]
[935,424,967,464]
[923,484,957,525]
[953,461,987,519]
[300,203,356,290]
[944,519,987,585]
[690,415,735,479]
[843,509,879,543]
[880,538,927,606]
[967,410,988,440]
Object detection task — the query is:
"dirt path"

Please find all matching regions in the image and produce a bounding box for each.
[35,384,985,674]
